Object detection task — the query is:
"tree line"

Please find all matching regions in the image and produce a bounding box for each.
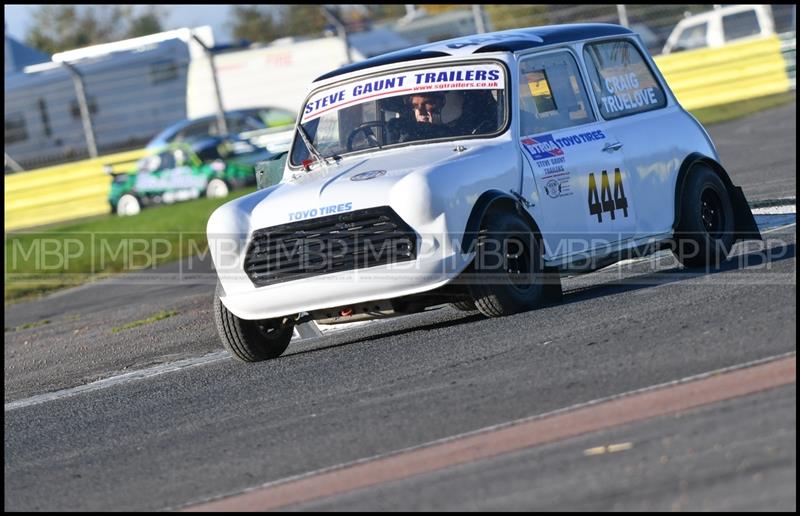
[25,5,583,55]
[25,5,166,55]
[23,5,409,54]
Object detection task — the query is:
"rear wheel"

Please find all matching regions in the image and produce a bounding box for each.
[468,210,547,317]
[214,284,294,362]
[673,165,735,268]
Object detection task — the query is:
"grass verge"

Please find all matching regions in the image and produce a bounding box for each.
[5,318,52,333]
[690,91,796,125]
[5,187,256,304]
[110,310,179,334]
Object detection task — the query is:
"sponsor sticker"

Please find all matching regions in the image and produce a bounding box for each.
[520,129,606,201]
[301,63,505,123]
[134,167,207,191]
[521,134,564,161]
[545,179,563,198]
[520,129,606,163]
[289,202,353,222]
[542,171,573,198]
[600,72,660,114]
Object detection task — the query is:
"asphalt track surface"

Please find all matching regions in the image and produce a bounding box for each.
[4,100,797,511]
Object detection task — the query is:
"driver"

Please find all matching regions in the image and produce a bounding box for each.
[390,92,452,143]
[410,92,446,124]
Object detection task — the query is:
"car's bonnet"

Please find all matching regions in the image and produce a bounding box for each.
[244,141,490,228]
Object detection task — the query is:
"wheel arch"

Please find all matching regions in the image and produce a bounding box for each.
[460,189,544,255]
[674,153,761,242]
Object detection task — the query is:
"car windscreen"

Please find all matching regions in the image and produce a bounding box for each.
[289,61,508,167]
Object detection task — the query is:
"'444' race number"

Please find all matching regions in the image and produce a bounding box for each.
[588,168,629,223]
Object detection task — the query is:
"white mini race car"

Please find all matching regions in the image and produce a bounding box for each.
[207,24,760,362]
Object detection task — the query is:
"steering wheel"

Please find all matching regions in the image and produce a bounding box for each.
[346,121,389,152]
[471,119,495,135]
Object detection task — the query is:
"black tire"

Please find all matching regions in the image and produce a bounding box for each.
[214,284,294,362]
[468,209,546,317]
[673,165,735,269]
[450,300,478,312]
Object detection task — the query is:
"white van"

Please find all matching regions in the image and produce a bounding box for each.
[662,5,776,54]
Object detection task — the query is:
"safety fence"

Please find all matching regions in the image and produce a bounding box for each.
[4,149,146,231]
[779,32,796,89]
[654,35,794,110]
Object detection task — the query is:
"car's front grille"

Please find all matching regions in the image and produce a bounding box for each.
[244,207,417,287]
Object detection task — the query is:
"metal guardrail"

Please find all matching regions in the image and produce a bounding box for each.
[654,35,793,111]
[4,149,147,231]
[779,32,796,89]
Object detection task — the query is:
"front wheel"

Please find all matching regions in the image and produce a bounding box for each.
[214,284,294,362]
[468,210,547,317]
[673,165,735,269]
[206,178,230,199]
[116,193,141,216]
[449,300,478,312]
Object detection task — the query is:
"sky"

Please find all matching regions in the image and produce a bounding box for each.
[4,4,238,44]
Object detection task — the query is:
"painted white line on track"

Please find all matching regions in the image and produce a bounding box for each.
[761,222,796,234]
[6,317,434,412]
[4,351,230,412]
[752,205,796,215]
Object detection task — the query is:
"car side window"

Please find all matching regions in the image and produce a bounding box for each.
[182,120,215,140]
[196,144,223,162]
[221,116,237,134]
[153,151,175,171]
[674,22,708,52]
[262,109,296,128]
[241,115,267,131]
[583,40,667,120]
[518,51,595,136]
[722,10,761,42]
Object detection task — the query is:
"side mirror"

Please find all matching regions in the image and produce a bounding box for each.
[255,151,288,190]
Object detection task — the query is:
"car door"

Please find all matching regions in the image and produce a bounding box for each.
[581,38,683,238]
[518,49,636,265]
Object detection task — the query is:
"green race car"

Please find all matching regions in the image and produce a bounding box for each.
[106,136,276,216]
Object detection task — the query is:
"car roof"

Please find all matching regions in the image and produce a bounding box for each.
[675,3,765,24]
[169,108,272,130]
[146,107,282,148]
[315,23,634,82]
